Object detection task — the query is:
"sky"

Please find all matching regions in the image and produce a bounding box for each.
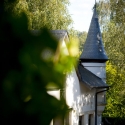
[68,0,99,32]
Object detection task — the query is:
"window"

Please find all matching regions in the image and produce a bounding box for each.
[88,114,93,125]
[79,116,84,125]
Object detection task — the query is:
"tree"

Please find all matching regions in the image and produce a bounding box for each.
[103,21,125,69]
[5,0,73,30]
[103,62,125,118]
[97,0,125,68]
[110,0,125,25]
[77,31,87,53]
[97,0,125,120]
[96,0,110,28]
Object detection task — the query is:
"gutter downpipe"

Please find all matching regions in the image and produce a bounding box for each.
[95,87,109,125]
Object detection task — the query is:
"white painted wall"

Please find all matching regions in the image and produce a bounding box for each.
[80,83,96,114]
[65,69,96,125]
[66,68,81,125]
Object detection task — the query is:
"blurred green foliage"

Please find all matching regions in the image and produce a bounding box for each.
[0,0,77,125]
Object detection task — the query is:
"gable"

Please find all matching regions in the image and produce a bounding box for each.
[77,64,109,89]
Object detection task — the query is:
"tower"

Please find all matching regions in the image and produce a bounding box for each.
[80,6,108,81]
[79,5,109,125]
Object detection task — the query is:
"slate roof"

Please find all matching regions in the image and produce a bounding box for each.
[77,64,109,89]
[50,30,69,42]
[80,8,108,62]
[30,30,69,42]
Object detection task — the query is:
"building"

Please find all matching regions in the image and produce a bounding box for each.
[49,6,109,125]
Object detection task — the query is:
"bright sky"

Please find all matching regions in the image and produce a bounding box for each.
[68,0,99,32]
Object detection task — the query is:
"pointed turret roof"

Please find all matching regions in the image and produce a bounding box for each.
[80,7,108,62]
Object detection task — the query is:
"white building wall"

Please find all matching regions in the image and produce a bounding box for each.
[80,84,96,114]
[66,68,81,125]
[66,69,96,125]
